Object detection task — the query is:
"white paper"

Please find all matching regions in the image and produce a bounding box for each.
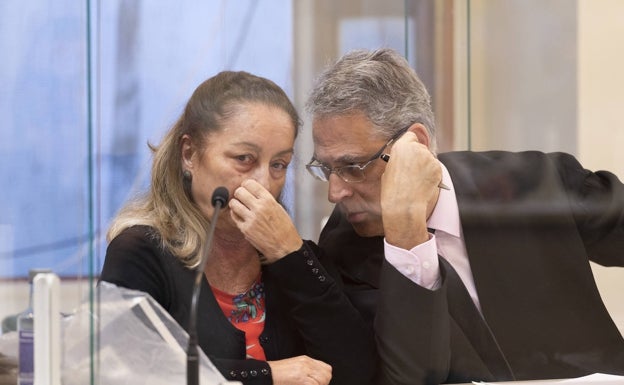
[472,372,624,384]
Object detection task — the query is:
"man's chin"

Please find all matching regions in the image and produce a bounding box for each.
[350,222,384,238]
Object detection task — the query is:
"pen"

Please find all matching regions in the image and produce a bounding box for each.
[380,153,451,191]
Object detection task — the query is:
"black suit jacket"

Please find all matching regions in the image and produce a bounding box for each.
[319,151,624,385]
[101,225,376,385]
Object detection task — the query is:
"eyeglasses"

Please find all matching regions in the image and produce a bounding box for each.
[306,126,410,183]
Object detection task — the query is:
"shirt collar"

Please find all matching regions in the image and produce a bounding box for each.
[427,161,461,238]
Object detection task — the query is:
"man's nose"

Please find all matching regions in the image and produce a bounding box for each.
[327,173,352,203]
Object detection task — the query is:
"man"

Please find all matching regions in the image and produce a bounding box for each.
[305,48,624,384]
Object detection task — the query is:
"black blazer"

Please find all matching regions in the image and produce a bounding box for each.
[101,225,376,385]
[320,151,624,385]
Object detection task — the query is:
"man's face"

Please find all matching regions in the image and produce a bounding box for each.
[312,112,389,237]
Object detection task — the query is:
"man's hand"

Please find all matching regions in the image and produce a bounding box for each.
[268,355,332,385]
[380,131,442,249]
[229,179,303,263]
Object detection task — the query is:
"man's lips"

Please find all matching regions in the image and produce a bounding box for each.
[346,211,367,223]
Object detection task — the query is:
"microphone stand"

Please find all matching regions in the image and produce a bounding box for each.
[187,187,229,385]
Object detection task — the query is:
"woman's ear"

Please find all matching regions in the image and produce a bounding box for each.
[407,123,431,148]
[181,134,195,170]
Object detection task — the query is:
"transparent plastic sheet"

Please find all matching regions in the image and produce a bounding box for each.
[61,282,227,385]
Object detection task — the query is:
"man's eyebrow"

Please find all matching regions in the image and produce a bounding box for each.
[336,154,366,163]
[313,153,367,165]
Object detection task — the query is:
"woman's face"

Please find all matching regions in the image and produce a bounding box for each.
[182,102,295,227]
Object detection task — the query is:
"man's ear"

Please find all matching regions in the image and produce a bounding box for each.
[407,123,431,148]
[181,134,195,170]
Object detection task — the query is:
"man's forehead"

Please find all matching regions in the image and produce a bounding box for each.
[312,114,372,140]
[312,126,380,164]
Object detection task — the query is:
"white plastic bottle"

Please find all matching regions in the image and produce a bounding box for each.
[17,268,51,385]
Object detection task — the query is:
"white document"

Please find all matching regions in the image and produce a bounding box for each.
[472,373,624,384]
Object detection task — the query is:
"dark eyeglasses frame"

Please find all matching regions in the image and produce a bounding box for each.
[306,126,410,183]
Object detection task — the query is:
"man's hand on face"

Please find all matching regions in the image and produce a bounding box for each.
[380,131,442,250]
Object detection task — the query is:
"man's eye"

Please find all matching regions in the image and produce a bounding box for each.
[341,165,361,176]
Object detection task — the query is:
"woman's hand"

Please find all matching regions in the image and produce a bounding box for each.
[268,355,332,385]
[229,179,303,263]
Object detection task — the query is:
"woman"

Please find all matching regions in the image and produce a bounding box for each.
[100,71,375,385]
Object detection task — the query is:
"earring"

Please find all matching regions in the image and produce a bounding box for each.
[182,169,194,201]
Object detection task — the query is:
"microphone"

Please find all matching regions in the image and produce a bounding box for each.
[187,186,229,385]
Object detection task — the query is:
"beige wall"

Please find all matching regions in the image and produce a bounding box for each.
[463,0,624,336]
[465,0,624,176]
[467,0,578,154]
[577,0,624,179]
[578,0,624,337]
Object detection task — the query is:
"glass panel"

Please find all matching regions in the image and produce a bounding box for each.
[291,0,457,239]
[0,1,92,381]
[292,0,411,239]
[0,1,93,380]
[3,0,621,382]
[464,0,624,336]
[92,1,297,382]
[0,4,89,278]
[1,1,298,383]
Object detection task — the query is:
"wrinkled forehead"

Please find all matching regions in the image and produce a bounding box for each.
[311,114,385,164]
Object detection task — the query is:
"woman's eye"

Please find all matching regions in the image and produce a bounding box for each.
[271,161,289,171]
[235,154,254,164]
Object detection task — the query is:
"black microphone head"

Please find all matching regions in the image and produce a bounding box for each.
[211,186,229,208]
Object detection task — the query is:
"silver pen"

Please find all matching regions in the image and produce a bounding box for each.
[380,153,451,191]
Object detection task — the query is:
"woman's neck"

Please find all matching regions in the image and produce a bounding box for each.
[204,230,262,294]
